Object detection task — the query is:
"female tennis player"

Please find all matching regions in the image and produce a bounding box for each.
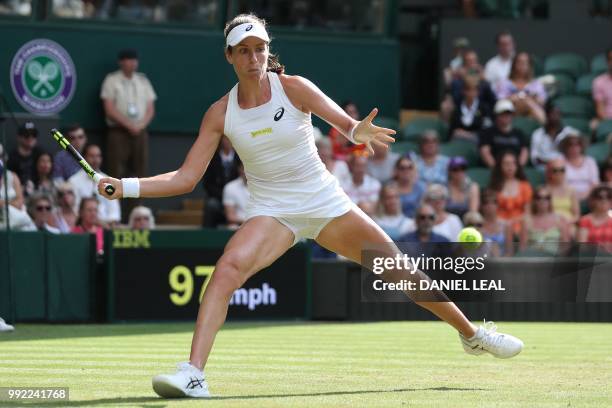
[99,14,523,398]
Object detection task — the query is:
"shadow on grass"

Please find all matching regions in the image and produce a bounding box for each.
[0,320,326,342]
[3,386,490,406]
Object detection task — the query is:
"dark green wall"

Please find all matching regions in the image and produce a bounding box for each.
[0,22,400,133]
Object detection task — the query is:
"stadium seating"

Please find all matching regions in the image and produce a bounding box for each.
[391,141,417,155]
[524,167,545,187]
[586,142,610,164]
[595,120,612,142]
[553,95,594,118]
[439,140,479,166]
[466,167,491,188]
[591,53,607,75]
[512,117,540,138]
[575,73,597,97]
[544,53,588,79]
[553,73,575,96]
[562,117,590,135]
[401,117,448,142]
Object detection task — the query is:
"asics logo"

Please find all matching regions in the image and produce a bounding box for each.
[246,24,253,31]
[274,107,285,121]
[187,377,204,389]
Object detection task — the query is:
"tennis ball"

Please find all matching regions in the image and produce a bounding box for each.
[457,227,482,246]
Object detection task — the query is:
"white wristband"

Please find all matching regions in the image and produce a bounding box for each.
[121,178,140,198]
[347,124,360,144]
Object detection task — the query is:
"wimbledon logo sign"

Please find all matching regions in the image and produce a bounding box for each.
[10,39,76,115]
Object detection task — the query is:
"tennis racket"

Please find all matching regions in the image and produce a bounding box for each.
[51,128,115,196]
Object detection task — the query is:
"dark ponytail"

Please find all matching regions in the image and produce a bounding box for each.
[223,13,285,74]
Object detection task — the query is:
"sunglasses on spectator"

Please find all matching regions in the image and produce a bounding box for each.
[536,195,551,201]
[417,214,435,221]
[397,165,413,170]
[594,194,610,200]
[450,166,467,172]
[551,167,565,173]
[134,216,150,221]
[36,205,52,211]
[59,190,74,196]
[468,223,483,228]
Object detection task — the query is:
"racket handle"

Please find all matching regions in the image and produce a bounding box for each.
[93,173,116,196]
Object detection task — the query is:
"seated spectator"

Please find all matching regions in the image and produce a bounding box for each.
[479,99,529,168]
[342,154,381,215]
[592,48,612,129]
[446,156,480,218]
[393,155,425,218]
[327,101,365,160]
[423,184,463,241]
[557,132,599,201]
[484,30,515,85]
[480,188,512,256]
[7,121,44,192]
[367,140,400,183]
[0,159,35,231]
[531,104,575,168]
[443,37,471,87]
[578,185,612,248]
[450,49,497,109]
[494,52,546,124]
[545,158,580,224]
[71,197,104,255]
[27,194,61,234]
[54,182,78,233]
[399,204,451,258]
[372,183,415,241]
[0,144,25,210]
[411,130,450,185]
[52,124,87,182]
[69,144,121,228]
[29,152,56,197]
[223,161,249,229]
[519,186,570,255]
[602,156,612,187]
[201,135,241,227]
[449,76,493,142]
[129,206,155,230]
[316,137,350,183]
[489,151,533,235]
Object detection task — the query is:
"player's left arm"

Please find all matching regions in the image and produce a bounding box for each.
[280,75,395,153]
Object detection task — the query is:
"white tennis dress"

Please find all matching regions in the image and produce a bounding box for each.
[223,72,354,239]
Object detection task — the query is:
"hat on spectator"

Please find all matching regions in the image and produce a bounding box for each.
[554,127,581,146]
[118,48,139,60]
[494,99,515,114]
[448,156,468,170]
[18,121,38,137]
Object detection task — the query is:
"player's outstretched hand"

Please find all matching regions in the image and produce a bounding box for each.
[98,177,122,200]
[353,108,396,155]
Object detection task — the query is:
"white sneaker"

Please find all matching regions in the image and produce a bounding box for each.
[152,362,210,398]
[460,320,523,359]
[0,318,14,333]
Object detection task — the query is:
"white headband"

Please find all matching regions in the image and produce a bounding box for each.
[226,22,270,48]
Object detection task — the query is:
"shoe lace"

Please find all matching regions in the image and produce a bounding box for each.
[480,320,504,349]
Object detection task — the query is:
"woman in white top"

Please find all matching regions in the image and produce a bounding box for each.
[423,183,464,241]
[372,182,415,240]
[99,13,523,398]
[558,132,599,201]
